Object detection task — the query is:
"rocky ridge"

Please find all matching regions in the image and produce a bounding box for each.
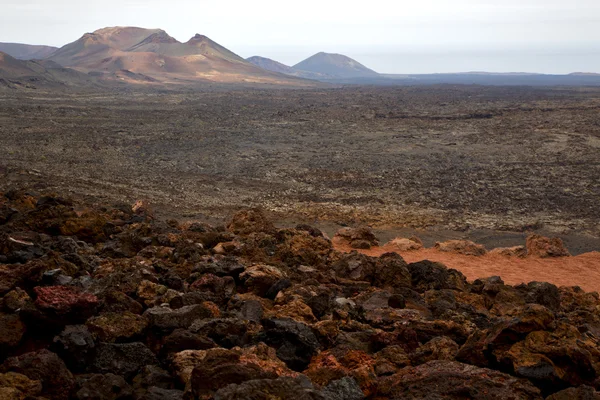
[0,189,599,399]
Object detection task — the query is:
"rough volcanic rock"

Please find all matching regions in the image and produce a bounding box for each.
[434,240,487,256]
[189,318,251,348]
[91,342,158,379]
[1,349,75,400]
[86,311,148,342]
[410,336,459,366]
[74,373,132,400]
[227,209,275,235]
[387,237,423,251]
[376,360,542,399]
[490,245,528,257]
[190,348,279,397]
[0,313,26,353]
[546,385,600,400]
[213,375,364,400]
[408,260,468,292]
[34,285,98,322]
[334,227,379,249]
[144,304,218,334]
[239,264,285,297]
[0,259,50,295]
[260,318,321,371]
[52,325,96,372]
[0,372,42,398]
[526,235,570,258]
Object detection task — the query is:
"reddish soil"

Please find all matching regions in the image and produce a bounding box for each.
[334,242,600,293]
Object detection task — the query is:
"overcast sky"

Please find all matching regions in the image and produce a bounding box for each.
[1,0,599,73]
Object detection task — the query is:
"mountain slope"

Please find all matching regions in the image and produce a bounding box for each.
[246,56,327,80]
[293,52,379,79]
[0,43,58,60]
[0,51,97,89]
[48,27,314,85]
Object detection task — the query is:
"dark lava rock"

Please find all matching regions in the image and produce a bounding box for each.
[144,304,217,334]
[189,318,250,348]
[407,260,467,292]
[91,342,158,380]
[159,329,216,357]
[52,325,96,372]
[546,385,600,399]
[1,349,75,400]
[136,386,184,400]
[74,373,132,400]
[260,318,321,371]
[376,360,542,399]
[190,348,278,397]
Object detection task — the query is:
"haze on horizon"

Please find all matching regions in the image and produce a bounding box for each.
[1,0,599,74]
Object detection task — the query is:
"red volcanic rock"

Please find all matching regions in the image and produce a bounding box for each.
[526,234,570,258]
[34,286,98,318]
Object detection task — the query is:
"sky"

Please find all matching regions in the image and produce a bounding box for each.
[1,0,599,74]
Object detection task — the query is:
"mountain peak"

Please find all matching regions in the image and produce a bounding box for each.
[293,52,378,79]
[187,34,209,43]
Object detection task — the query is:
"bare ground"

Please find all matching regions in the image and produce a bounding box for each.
[1,85,599,250]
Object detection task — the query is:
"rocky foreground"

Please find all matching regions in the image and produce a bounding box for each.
[1,190,600,399]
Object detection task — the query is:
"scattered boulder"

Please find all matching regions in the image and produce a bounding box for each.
[490,245,527,258]
[227,209,275,235]
[333,227,379,249]
[387,237,423,251]
[526,235,570,258]
[434,240,487,256]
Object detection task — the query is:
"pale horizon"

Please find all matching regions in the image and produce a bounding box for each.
[1,0,599,74]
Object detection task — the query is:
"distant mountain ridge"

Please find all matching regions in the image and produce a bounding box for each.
[0,43,58,60]
[247,52,380,80]
[44,26,314,85]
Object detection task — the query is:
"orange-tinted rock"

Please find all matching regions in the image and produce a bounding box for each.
[387,237,423,251]
[86,311,148,342]
[526,234,570,258]
[227,208,275,235]
[490,245,527,257]
[434,240,487,256]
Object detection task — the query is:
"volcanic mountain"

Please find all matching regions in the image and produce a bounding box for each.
[246,56,327,80]
[293,52,379,79]
[0,43,58,60]
[0,51,96,89]
[48,27,311,85]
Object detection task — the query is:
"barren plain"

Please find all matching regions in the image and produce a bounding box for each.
[1,85,599,251]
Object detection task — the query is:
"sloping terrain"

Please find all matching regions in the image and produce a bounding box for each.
[48,27,313,85]
[0,42,58,60]
[247,56,326,80]
[0,51,97,89]
[293,52,379,79]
